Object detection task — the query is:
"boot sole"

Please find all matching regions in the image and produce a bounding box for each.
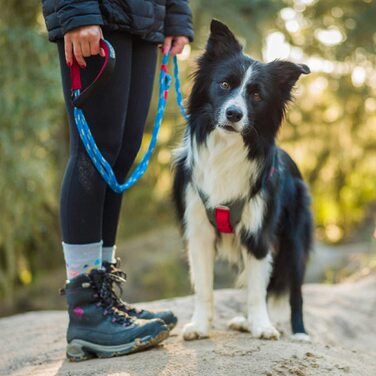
[66,329,169,362]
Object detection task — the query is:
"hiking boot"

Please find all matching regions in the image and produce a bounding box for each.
[103,259,178,330]
[63,269,169,361]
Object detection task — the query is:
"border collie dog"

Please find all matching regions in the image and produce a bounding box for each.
[172,20,313,341]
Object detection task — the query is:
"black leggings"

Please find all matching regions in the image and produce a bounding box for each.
[57,30,157,246]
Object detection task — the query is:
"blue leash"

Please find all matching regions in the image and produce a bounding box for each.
[71,40,188,193]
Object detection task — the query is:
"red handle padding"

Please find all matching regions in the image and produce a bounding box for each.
[70,39,116,107]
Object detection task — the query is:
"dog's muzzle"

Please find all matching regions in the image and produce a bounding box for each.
[218,123,238,132]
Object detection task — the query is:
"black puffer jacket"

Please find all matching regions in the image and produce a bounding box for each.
[42,0,193,43]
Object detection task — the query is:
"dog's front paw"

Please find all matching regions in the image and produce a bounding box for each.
[251,323,280,340]
[182,322,210,341]
[228,316,250,332]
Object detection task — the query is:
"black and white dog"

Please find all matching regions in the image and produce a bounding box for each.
[172,20,313,341]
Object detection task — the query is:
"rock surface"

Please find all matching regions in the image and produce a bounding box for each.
[1,274,375,376]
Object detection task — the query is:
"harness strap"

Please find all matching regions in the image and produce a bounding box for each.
[197,151,278,234]
[197,189,247,234]
[267,151,278,181]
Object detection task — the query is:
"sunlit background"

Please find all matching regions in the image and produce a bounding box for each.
[0,0,375,316]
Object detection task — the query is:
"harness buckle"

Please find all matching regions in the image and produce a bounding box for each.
[215,206,234,233]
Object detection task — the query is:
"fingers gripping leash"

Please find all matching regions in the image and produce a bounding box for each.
[70,39,188,193]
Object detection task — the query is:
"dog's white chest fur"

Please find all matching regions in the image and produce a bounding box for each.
[191,131,257,207]
[191,131,264,229]
[188,130,265,262]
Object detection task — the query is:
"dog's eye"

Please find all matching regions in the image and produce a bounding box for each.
[219,81,231,90]
[252,92,262,101]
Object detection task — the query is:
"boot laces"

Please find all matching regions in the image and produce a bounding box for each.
[107,265,144,316]
[91,271,134,325]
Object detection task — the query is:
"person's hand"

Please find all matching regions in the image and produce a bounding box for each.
[64,25,105,68]
[162,36,189,56]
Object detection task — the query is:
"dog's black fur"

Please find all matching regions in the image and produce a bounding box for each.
[173,20,313,336]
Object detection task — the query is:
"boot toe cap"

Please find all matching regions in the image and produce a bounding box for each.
[139,310,178,330]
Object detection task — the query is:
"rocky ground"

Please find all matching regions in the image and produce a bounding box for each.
[1,272,375,375]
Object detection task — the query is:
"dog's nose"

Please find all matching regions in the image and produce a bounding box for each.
[226,106,243,122]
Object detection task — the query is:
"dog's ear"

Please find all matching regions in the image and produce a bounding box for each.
[268,60,310,92]
[205,19,243,59]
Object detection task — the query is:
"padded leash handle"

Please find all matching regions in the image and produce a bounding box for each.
[70,39,116,108]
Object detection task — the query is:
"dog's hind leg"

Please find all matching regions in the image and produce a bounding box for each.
[289,240,311,342]
[289,182,312,342]
[243,250,280,340]
[182,186,216,341]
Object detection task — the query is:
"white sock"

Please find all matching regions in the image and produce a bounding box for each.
[102,245,116,264]
[63,241,102,280]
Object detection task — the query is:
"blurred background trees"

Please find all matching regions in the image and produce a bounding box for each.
[0,0,375,315]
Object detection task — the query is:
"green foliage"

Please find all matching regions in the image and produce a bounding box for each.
[275,0,376,242]
[0,1,65,296]
[190,0,284,54]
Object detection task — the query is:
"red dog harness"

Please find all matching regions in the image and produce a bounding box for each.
[197,190,247,234]
[197,156,277,234]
